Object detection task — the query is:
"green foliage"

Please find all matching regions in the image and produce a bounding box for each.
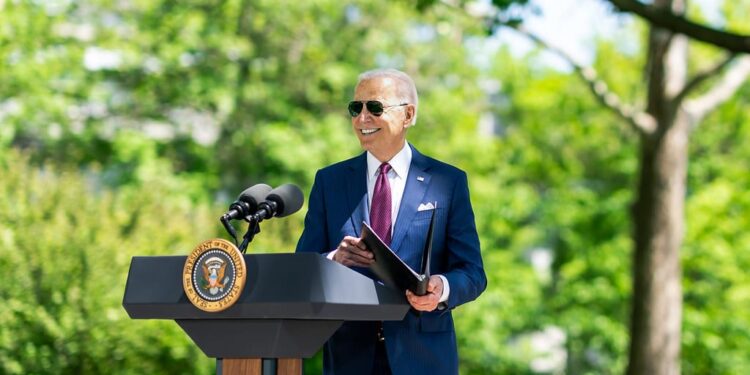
[446,47,637,374]
[681,82,750,375]
[0,151,217,374]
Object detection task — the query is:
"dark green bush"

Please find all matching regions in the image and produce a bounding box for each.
[0,151,216,374]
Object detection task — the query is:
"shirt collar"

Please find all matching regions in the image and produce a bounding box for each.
[367,142,412,179]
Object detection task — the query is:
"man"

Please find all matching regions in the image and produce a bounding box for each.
[296,68,486,375]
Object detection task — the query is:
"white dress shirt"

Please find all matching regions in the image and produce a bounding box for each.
[366,142,411,231]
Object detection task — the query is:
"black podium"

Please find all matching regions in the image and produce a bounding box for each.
[123,252,410,375]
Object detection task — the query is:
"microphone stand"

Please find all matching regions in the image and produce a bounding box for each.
[238,217,261,253]
[238,203,277,253]
[220,216,239,246]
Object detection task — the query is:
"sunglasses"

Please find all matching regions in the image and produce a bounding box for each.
[348,101,408,117]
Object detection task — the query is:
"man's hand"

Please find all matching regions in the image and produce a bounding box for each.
[332,236,374,267]
[406,275,444,312]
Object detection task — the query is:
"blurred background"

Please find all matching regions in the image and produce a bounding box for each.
[1,0,749,374]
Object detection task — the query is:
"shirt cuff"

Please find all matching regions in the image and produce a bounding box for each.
[438,275,450,303]
[326,249,337,260]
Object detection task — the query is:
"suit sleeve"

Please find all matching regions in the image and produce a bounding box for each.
[442,171,487,309]
[295,170,329,254]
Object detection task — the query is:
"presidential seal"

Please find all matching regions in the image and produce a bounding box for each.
[183,238,246,312]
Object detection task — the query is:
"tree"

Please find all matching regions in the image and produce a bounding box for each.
[430,0,750,373]
[0,1,492,373]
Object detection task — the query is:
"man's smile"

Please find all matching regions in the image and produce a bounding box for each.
[360,128,381,135]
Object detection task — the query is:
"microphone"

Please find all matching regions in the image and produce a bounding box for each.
[222,183,273,221]
[251,183,305,222]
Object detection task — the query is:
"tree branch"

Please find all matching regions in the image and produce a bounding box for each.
[507,24,656,135]
[673,53,735,106]
[684,56,750,126]
[607,0,750,54]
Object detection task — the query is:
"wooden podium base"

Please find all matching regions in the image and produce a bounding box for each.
[219,358,302,375]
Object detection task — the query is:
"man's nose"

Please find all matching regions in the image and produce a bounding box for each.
[354,108,371,122]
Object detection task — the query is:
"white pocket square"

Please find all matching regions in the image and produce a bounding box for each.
[417,202,435,211]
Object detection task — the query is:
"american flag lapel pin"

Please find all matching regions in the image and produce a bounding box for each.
[417,176,425,182]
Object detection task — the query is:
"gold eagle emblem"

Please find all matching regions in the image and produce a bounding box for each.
[202,261,227,290]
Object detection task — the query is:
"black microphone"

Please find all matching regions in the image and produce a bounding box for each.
[252,183,305,222]
[222,183,273,221]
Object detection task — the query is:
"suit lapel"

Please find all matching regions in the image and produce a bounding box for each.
[346,153,369,236]
[391,145,432,252]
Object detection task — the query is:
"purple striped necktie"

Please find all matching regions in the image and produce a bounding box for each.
[370,163,392,245]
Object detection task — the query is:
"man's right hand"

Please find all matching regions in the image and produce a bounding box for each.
[332,236,374,267]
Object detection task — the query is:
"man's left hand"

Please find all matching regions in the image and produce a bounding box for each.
[406,275,443,312]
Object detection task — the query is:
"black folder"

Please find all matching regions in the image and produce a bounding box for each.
[360,205,436,296]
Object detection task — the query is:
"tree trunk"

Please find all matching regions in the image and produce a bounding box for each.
[628,114,687,375]
[627,1,686,373]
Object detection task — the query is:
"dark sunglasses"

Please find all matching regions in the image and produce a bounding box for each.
[348,101,408,117]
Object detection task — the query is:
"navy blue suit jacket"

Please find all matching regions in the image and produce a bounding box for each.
[296,145,486,375]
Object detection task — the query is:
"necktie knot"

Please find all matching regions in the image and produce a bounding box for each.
[379,163,392,176]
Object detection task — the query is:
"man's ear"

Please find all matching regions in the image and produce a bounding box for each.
[403,105,415,127]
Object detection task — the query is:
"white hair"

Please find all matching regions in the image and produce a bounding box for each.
[357,68,418,125]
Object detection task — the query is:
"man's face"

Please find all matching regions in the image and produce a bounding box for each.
[351,77,413,161]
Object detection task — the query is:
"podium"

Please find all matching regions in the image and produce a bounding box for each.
[123,252,410,375]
